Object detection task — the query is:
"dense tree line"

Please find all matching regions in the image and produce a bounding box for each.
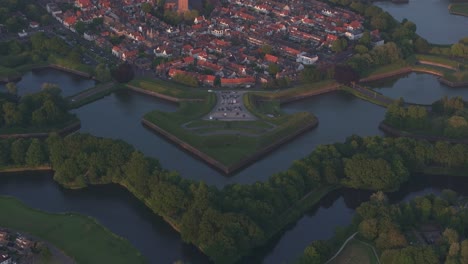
[384,97,468,138]
[297,190,468,264]
[450,37,468,58]
[0,84,74,130]
[0,0,51,33]
[385,99,429,130]
[2,133,468,262]
[0,137,47,168]
[0,33,74,68]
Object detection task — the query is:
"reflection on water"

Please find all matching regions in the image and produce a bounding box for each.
[0,68,96,96]
[375,0,468,44]
[369,73,468,105]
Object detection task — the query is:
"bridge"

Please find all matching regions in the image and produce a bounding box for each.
[349,83,432,110]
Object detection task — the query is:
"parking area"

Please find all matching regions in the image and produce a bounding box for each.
[204,91,257,121]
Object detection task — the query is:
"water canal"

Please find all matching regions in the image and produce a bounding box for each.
[0,68,96,97]
[2,33,468,263]
[375,0,468,44]
[369,72,468,105]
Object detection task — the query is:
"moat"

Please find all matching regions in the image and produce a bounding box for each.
[1,4,468,262]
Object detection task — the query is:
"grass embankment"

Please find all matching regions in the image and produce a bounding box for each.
[360,55,468,85]
[144,92,316,168]
[449,3,468,16]
[128,78,208,100]
[48,54,94,76]
[251,80,338,102]
[330,239,379,264]
[0,66,22,81]
[340,86,392,107]
[0,196,146,264]
[360,61,410,80]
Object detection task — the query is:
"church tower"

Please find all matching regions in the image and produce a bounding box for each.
[178,0,188,13]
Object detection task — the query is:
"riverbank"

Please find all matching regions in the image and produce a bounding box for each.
[449,3,468,17]
[359,56,468,87]
[379,122,468,144]
[0,195,146,264]
[127,78,208,101]
[0,61,95,85]
[251,80,341,104]
[0,120,81,139]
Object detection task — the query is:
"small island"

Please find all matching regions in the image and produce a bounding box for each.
[141,84,318,174]
[0,83,80,138]
[380,96,468,143]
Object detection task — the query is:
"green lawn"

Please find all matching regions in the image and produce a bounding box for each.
[330,239,379,264]
[128,78,208,100]
[362,61,409,78]
[48,54,94,75]
[0,196,146,264]
[450,3,468,16]
[144,93,317,167]
[415,54,461,69]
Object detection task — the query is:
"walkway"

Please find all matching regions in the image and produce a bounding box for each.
[68,82,115,104]
[349,84,432,110]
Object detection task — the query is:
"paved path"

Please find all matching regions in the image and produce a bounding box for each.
[204,90,257,121]
[68,82,114,103]
[324,232,358,264]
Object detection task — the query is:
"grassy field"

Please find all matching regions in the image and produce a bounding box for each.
[361,61,409,78]
[330,239,379,264]
[415,54,460,69]
[48,55,94,76]
[0,196,146,264]
[128,78,208,100]
[449,3,468,16]
[144,92,317,167]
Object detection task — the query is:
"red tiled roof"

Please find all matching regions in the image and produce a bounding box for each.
[265,54,279,63]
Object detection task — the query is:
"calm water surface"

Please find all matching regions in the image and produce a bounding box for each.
[375,0,468,44]
[0,68,96,96]
[74,90,385,187]
[369,73,468,104]
[2,65,468,264]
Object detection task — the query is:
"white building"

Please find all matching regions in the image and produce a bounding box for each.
[296,52,318,65]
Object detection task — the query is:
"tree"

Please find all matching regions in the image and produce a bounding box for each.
[141,2,153,13]
[74,21,87,35]
[334,65,359,84]
[461,240,468,264]
[111,63,134,83]
[331,38,347,53]
[10,138,28,165]
[5,82,17,95]
[261,44,273,55]
[95,63,111,82]
[415,37,430,53]
[26,139,46,167]
[359,218,378,240]
[443,228,459,244]
[267,63,280,76]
